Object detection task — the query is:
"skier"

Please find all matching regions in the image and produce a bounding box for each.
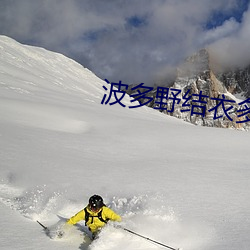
[66,194,122,239]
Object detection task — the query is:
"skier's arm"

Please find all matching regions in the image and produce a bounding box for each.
[67,209,85,225]
[104,207,122,222]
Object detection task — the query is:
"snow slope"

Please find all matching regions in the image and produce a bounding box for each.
[0,35,250,250]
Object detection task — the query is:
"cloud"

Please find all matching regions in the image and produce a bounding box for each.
[209,3,250,69]
[0,0,249,85]
[200,18,240,45]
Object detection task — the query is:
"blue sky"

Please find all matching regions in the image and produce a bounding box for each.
[0,0,249,85]
[206,0,249,28]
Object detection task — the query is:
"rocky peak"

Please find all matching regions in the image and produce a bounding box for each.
[171,49,249,129]
[177,48,210,78]
[175,48,226,98]
[126,48,250,130]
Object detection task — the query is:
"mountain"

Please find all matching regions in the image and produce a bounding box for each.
[127,49,250,130]
[0,36,250,250]
[172,49,250,129]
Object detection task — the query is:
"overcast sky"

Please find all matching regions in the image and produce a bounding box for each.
[0,0,249,85]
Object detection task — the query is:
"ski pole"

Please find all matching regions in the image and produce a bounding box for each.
[37,220,48,231]
[122,227,180,250]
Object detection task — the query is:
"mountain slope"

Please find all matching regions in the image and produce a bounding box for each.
[0,36,250,250]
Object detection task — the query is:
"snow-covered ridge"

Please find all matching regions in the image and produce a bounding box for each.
[0,36,125,134]
[0,35,103,98]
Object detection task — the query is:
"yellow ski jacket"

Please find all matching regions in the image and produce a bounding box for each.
[67,206,121,233]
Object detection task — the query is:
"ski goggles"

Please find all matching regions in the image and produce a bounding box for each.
[89,204,101,212]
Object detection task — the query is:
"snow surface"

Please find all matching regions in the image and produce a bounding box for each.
[0,35,250,250]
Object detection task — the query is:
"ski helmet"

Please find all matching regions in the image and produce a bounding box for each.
[89,195,104,210]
